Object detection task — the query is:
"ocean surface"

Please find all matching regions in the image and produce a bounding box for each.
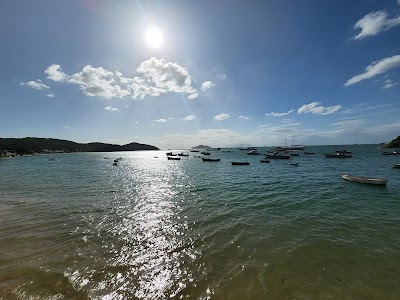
[1,144,400,299]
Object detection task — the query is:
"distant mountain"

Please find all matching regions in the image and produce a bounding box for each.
[385,136,400,148]
[192,145,211,149]
[0,137,159,155]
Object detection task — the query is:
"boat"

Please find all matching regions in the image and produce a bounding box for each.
[190,149,200,152]
[222,150,232,153]
[382,150,400,155]
[247,150,261,155]
[178,152,189,156]
[166,152,177,156]
[48,157,57,161]
[113,162,118,166]
[341,174,387,185]
[324,153,352,158]
[304,151,315,154]
[393,163,400,168]
[260,159,270,163]
[265,152,291,159]
[231,161,250,165]
[167,156,181,160]
[336,150,351,154]
[202,157,220,162]
[287,162,299,166]
[201,151,210,155]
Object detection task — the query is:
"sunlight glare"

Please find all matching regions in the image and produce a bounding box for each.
[145,26,164,48]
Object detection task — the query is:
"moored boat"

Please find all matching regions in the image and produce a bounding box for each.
[247,150,261,155]
[178,152,189,156]
[304,151,315,154]
[167,156,181,160]
[382,150,400,155]
[287,162,299,166]
[260,159,270,163]
[393,163,400,168]
[324,153,352,158]
[202,157,220,162]
[201,151,210,155]
[341,174,387,185]
[266,152,291,159]
[231,161,250,165]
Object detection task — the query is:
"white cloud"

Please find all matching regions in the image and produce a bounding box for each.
[43,58,208,101]
[345,55,400,86]
[183,115,196,121]
[201,81,216,91]
[298,102,342,115]
[104,106,119,111]
[238,115,252,120]
[217,74,227,80]
[20,80,50,90]
[45,64,67,82]
[381,79,398,89]
[155,118,167,123]
[137,57,198,96]
[69,65,130,99]
[213,113,230,121]
[187,92,199,99]
[353,11,400,40]
[47,93,55,98]
[266,109,294,117]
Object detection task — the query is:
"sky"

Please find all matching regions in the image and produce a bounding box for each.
[1,0,400,149]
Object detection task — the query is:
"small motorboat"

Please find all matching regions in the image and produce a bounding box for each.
[382,150,400,155]
[202,157,220,162]
[393,163,400,168]
[304,151,315,154]
[167,156,181,160]
[341,174,387,185]
[260,159,270,163]
[287,162,299,166]
[247,150,261,155]
[231,161,250,165]
[336,150,352,154]
[201,151,210,155]
[178,153,189,157]
[324,153,352,158]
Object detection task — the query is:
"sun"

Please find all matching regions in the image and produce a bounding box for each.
[145,26,164,48]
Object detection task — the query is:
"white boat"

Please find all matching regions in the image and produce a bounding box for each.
[341,174,387,185]
[247,150,261,155]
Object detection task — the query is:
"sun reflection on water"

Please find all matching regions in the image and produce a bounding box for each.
[87,153,198,299]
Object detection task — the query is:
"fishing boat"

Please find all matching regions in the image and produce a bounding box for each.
[287,162,299,166]
[260,159,270,163]
[382,150,400,155]
[231,161,250,165]
[341,174,387,185]
[324,153,352,158]
[202,157,220,162]
[167,156,181,160]
[247,150,261,155]
[265,152,291,159]
[393,163,400,168]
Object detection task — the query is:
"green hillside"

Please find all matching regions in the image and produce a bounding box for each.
[0,137,159,155]
[385,136,400,148]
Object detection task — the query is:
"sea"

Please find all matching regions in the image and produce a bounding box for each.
[0,144,399,299]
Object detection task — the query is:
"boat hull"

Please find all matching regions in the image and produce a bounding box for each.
[341,174,387,185]
[231,162,250,165]
[202,158,220,162]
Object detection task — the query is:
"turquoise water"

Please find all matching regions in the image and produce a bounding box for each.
[1,144,400,299]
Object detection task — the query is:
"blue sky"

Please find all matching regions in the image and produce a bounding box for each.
[1,0,400,149]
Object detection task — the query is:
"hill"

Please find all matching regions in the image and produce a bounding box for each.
[0,137,159,155]
[385,136,400,148]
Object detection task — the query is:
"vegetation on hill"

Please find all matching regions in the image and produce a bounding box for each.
[0,137,159,155]
[385,136,400,148]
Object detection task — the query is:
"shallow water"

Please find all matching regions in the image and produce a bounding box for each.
[1,144,400,299]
